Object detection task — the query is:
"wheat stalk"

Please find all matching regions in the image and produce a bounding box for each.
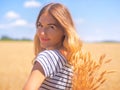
[72,52,114,90]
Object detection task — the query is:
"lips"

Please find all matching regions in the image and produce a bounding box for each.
[40,38,50,42]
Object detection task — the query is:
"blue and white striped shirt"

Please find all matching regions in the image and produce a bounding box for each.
[35,50,73,90]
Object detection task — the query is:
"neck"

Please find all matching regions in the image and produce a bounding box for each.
[58,47,67,58]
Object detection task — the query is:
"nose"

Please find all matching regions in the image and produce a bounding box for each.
[37,28,46,36]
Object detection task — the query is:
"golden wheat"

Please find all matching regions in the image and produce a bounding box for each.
[72,52,114,90]
[0,42,119,90]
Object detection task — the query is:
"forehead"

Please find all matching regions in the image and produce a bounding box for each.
[38,13,58,25]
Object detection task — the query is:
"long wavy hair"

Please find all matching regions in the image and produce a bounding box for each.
[34,3,83,89]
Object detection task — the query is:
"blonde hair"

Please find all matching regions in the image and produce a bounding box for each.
[34,3,83,89]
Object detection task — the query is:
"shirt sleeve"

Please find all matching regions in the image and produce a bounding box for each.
[35,50,66,77]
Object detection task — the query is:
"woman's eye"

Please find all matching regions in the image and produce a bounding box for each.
[50,25,56,29]
[37,23,42,28]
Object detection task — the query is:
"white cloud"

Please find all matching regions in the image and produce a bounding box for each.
[0,19,35,30]
[5,11,20,19]
[24,0,41,8]
[0,11,30,29]
[10,19,28,27]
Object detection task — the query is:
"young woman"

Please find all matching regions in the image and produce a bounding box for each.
[23,2,82,90]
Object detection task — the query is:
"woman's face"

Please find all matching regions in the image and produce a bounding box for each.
[36,13,64,50]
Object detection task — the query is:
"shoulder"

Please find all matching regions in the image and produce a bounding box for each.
[36,50,67,67]
[37,50,66,62]
[36,50,58,60]
[35,50,67,77]
[38,50,58,57]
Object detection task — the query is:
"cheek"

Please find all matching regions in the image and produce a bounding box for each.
[53,33,64,41]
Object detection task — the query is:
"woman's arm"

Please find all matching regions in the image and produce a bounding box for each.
[23,61,45,90]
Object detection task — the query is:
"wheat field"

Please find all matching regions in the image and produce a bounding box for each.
[0,41,120,90]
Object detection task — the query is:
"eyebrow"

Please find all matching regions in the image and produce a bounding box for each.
[37,22,58,27]
[47,23,57,26]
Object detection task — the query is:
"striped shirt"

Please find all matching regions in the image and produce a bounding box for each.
[35,50,73,90]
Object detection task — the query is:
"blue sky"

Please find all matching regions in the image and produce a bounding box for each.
[0,0,120,42]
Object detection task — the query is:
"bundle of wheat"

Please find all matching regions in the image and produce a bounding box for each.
[72,52,114,90]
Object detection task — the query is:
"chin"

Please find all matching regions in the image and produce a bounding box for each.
[40,45,49,49]
[40,44,46,48]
